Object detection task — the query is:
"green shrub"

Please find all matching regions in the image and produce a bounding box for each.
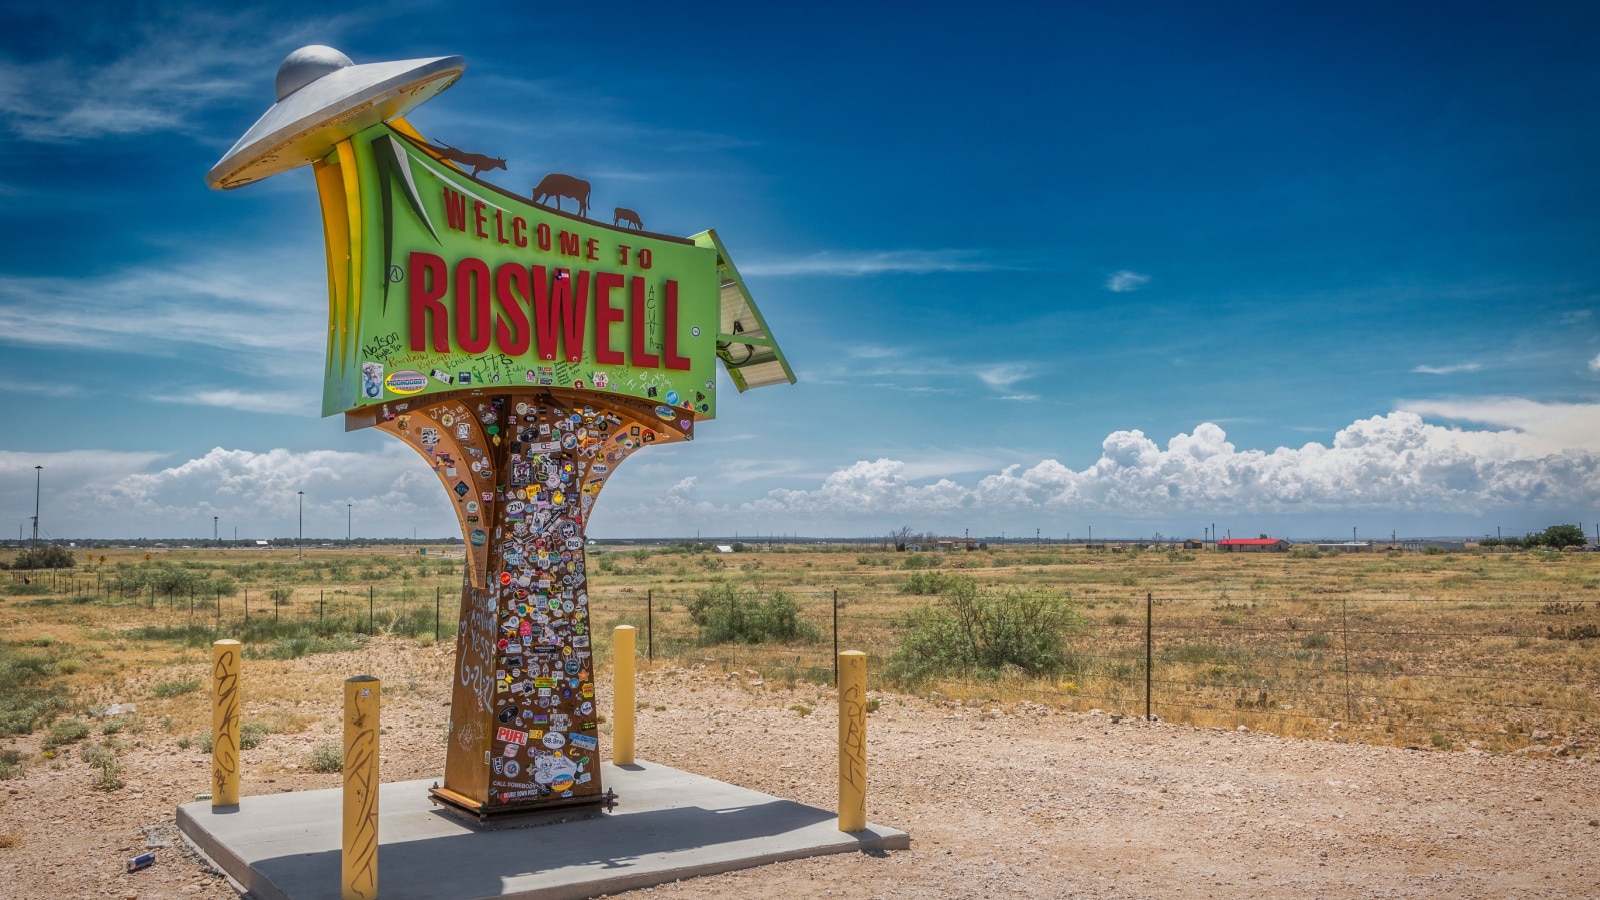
[0,641,72,736]
[900,553,932,570]
[1301,633,1335,650]
[152,677,201,698]
[900,571,952,595]
[41,719,89,749]
[308,742,343,773]
[887,577,1082,682]
[0,748,23,779]
[239,721,270,750]
[687,584,820,644]
[8,546,75,570]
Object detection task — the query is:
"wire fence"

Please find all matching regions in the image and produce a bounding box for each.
[586,584,1600,755]
[10,565,1597,753]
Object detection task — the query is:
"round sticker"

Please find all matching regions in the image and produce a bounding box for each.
[552,773,575,792]
[654,405,674,421]
[384,370,427,395]
[504,760,521,778]
[441,414,454,427]
[691,326,701,337]
[515,402,528,415]
[542,731,566,749]
[466,501,479,513]
[665,390,680,406]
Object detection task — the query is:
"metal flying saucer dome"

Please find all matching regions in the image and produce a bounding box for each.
[206,45,465,190]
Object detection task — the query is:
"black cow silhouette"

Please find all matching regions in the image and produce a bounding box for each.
[413,139,507,177]
[532,174,591,218]
[613,207,643,230]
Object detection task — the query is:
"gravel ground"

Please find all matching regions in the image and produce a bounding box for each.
[2,640,1596,899]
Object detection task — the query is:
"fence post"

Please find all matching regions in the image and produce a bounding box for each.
[833,589,840,687]
[368,584,374,634]
[211,639,241,807]
[1342,597,1351,724]
[1145,592,1153,721]
[342,675,380,900]
[647,589,653,662]
[614,625,637,766]
[435,586,440,641]
[837,649,867,832]
[244,587,249,623]
[321,589,325,622]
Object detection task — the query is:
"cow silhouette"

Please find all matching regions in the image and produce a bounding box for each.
[613,207,644,230]
[532,174,591,218]
[412,139,506,177]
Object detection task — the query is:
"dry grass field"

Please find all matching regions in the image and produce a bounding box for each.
[2,543,1597,765]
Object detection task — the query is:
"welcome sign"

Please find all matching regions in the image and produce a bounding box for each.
[208,45,792,821]
[320,126,722,420]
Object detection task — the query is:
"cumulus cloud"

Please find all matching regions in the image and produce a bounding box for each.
[1105,270,1150,292]
[1589,352,1600,373]
[4,446,453,539]
[622,409,1600,525]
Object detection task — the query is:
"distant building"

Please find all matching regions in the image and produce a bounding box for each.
[1182,539,1205,550]
[1217,538,1290,552]
[934,539,980,551]
[1316,541,1373,553]
[1401,540,1473,552]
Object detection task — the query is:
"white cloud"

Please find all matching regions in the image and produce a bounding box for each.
[1413,363,1482,375]
[614,407,1600,526]
[0,446,461,539]
[1397,397,1600,455]
[974,364,1031,390]
[1106,270,1150,292]
[0,249,325,374]
[148,389,314,416]
[739,250,995,277]
[0,12,350,142]
[1589,352,1600,373]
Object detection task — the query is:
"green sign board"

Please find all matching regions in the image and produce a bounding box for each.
[323,125,720,420]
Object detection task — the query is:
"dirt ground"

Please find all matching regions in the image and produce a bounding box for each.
[1,638,1596,899]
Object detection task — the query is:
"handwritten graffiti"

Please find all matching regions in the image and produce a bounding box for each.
[839,680,867,794]
[361,331,401,362]
[344,704,380,899]
[211,646,240,800]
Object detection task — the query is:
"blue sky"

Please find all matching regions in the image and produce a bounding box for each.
[2,1,1598,542]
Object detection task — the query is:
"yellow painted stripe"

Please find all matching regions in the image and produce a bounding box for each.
[336,139,364,375]
[313,157,350,374]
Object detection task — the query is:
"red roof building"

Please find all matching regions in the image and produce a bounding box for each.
[1217,538,1291,552]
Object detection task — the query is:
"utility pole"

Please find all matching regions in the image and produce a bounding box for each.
[31,465,42,546]
[347,503,352,542]
[298,490,305,561]
[214,516,219,544]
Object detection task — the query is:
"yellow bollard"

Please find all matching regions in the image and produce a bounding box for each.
[613,625,636,766]
[837,650,867,832]
[342,675,380,900]
[211,640,241,807]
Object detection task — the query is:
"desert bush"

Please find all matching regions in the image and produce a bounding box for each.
[0,641,72,736]
[887,577,1082,682]
[308,742,343,773]
[901,570,953,595]
[0,748,23,779]
[41,719,89,749]
[152,677,201,698]
[687,584,820,644]
[900,553,932,570]
[9,546,75,570]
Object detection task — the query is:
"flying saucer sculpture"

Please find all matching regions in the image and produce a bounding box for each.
[207,46,793,820]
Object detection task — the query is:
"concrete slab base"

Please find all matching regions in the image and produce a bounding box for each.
[176,761,909,900]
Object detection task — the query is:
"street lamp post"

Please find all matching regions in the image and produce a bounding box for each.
[298,491,305,561]
[32,465,43,546]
